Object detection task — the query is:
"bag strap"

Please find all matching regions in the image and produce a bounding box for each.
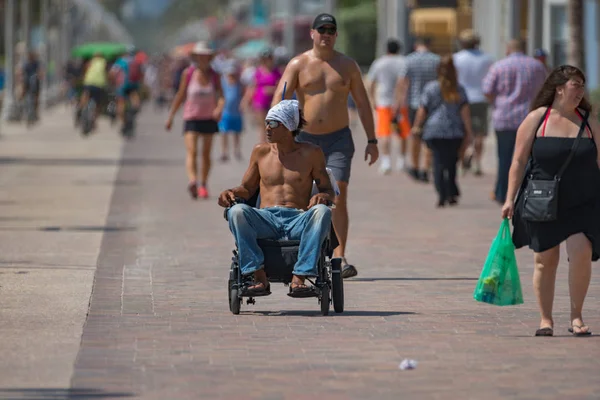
[533,107,550,141]
[185,66,195,87]
[556,109,590,179]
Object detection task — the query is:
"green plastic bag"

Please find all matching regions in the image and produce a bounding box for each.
[474,219,524,306]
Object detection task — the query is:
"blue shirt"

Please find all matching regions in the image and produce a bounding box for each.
[221,78,243,117]
[113,56,131,85]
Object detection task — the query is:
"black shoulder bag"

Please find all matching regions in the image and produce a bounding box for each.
[521,110,590,222]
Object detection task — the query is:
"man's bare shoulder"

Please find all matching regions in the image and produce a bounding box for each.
[297,141,325,157]
[288,52,311,69]
[333,51,361,75]
[334,50,358,65]
[250,143,272,159]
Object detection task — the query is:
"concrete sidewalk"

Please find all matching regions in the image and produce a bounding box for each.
[0,107,123,388]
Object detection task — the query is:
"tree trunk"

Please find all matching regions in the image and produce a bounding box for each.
[567,0,584,70]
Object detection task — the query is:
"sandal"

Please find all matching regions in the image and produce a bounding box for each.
[534,327,554,337]
[245,281,271,297]
[287,278,318,298]
[568,325,592,336]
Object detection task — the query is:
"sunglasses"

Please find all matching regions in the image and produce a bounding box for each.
[316,26,337,35]
[265,120,282,129]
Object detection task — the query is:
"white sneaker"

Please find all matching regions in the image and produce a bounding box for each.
[378,157,392,175]
[379,164,392,175]
[395,156,406,171]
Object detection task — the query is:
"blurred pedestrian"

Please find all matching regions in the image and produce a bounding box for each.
[483,39,547,204]
[453,29,494,176]
[242,49,282,143]
[533,48,550,71]
[367,38,408,174]
[165,42,224,200]
[411,55,473,207]
[397,37,440,182]
[219,64,245,161]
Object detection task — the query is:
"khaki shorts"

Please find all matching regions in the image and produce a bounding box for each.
[469,102,489,136]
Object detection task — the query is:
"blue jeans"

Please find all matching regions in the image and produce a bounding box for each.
[227,204,332,277]
[495,130,517,203]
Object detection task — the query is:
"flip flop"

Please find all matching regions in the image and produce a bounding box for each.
[568,325,592,336]
[534,327,554,337]
[244,282,271,297]
[287,284,318,298]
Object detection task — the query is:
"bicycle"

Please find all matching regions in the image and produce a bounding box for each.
[80,97,96,136]
[121,96,136,139]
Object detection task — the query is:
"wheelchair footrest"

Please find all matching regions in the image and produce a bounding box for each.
[239,288,272,298]
[287,286,320,298]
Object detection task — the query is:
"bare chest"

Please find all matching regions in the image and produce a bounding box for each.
[298,61,350,94]
[259,153,312,186]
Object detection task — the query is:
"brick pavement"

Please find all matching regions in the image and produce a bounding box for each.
[2,108,600,400]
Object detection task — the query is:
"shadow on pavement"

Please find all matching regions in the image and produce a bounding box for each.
[71,179,140,187]
[0,156,179,167]
[350,277,478,282]
[249,310,417,317]
[0,226,136,232]
[0,388,135,399]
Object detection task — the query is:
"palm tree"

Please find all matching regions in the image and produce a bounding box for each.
[567,0,584,70]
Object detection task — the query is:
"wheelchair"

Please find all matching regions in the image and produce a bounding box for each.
[223,180,345,316]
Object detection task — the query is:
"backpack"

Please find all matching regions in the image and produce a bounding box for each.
[128,59,143,83]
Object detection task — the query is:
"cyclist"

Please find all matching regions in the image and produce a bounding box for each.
[79,52,108,131]
[110,48,144,133]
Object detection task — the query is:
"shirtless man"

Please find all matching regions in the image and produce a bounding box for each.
[218,100,335,296]
[272,13,379,279]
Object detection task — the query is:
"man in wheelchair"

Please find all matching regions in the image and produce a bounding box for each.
[218,100,336,297]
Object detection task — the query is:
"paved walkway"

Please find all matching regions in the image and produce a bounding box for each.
[0,107,598,400]
[0,108,123,392]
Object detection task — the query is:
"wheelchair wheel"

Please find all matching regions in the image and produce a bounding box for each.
[230,288,241,315]
[331,258,344,313]
[320,284,330,316]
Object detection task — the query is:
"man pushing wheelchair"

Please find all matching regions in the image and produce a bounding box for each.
[218,100,336,298]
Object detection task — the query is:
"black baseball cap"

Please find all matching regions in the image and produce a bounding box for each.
[312,13,337,29]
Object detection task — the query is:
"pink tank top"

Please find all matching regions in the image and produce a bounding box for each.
[183,69,218,121]
[252,67,282,110]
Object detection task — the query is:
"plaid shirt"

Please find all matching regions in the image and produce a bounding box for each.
[482,53,547,131]
[401,50,440,109]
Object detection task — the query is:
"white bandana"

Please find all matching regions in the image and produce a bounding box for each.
[266,100,300,132]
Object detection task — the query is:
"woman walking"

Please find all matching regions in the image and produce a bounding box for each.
[165,42,224,200]
[243,49,281,143]
[504,65,600,337]
[219,64,245,161]
[411,55,473,207]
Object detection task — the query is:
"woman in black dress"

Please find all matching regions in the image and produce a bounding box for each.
[502,65,600,337]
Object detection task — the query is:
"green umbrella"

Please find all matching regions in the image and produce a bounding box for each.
[71,42,129,59]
